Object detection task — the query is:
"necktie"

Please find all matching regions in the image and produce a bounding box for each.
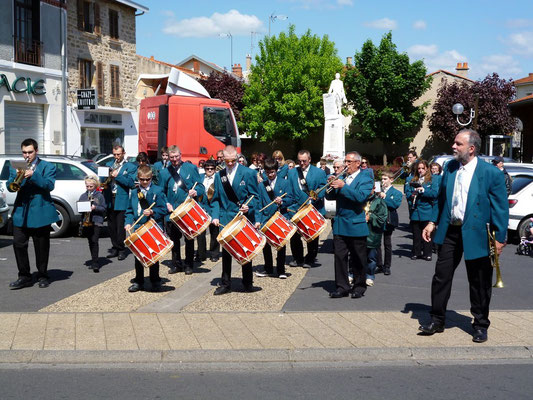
[451,167,465,223]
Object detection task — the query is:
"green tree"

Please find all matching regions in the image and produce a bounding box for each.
[241,25,343,142]
[344,32,431,165]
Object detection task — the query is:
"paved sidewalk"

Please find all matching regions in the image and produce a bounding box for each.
[1,310,533,364]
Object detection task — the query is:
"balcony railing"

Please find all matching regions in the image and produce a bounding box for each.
[13,36,43,67]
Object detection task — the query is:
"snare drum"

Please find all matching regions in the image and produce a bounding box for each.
[170,197,211,240]
[260,211,297,250]
[124,219,173,268]
[217,215,266,265]
[291,203,327,242]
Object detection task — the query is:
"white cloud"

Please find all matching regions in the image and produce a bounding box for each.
[364,18,397,30]
[477,54,522,79]
[506,31,533,56]
[163,9,264,38]
[408,44,438,57]
[413,20,426,30]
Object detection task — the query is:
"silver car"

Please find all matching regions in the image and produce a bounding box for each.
[0,155,99,237]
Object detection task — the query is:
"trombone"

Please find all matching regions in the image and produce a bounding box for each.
[391,162,412,184]
[487,223,504,288]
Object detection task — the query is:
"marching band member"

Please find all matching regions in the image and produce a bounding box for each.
[272,150,289,179]
[152,146,169,185]
[287,150,327,268]
[364,183,388,287]
[8,138,58,289]
[196,159,219,263]
[158,145,204,275]
[255,158,294,279]
[103,145,137,261]
[125,166,168,293]
[211,145,261,295]
[78,175,106,272]
[326,151,373,299]
[420,129,508,343]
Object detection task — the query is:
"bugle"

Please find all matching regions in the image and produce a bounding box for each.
[486,223,503,288]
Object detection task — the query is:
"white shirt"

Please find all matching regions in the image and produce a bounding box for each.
[345,169,361,186]
[226,164,238,186]
[297,166,310,191]
[268,177,277,190]
[451,156,478,223]
[203,174,214,188]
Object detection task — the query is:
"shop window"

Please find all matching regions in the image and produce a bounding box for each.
[110,65,120,99]
[77,0,100,34]
[109,9,119,40]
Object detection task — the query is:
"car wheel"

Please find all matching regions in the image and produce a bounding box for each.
[517,217,533,240]
[51,203,70,238]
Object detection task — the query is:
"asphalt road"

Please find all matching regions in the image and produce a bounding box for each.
[0,362,532,400]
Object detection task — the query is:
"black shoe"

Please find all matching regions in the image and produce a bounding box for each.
[242,284,258,293]
[302,263,312,269]
[209,257,219,263]
[214,286,231,295]
[418,322,445,335]
[329,290,349,298]
[472,329,488,343]
[411,255,418,260]
[375,266,384,274]
[38,278,50,288]
[383,267,391,276]
[128,283,143,293]
[289,260,303,267]
[9,277,32,290]
[118,252,127,261]
[184,266,193,275]
[107,250,119,258]
[351,291,364,299]
[425,256,432,261]
[93,267,100,273]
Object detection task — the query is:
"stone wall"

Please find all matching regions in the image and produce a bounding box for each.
[66,0,138,110]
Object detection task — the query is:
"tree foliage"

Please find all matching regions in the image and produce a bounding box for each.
[201,71,245,120]
[428,73,517,144]
[241,25,343,141]
[344,32,431,156]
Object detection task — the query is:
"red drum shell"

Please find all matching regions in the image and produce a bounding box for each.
[124,219,173,268]
[291,204,327,242]
[217,215,266,265]
[170,198,211,240]
[260,211,297,250]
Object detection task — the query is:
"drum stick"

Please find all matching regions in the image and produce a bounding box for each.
[132,202,156,228]
[259,193,287,212]
[236,195,255,218]
[186,182,198,200]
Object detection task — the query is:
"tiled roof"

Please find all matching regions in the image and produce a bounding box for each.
[513,74,533,85]
[510,94,533,104]
[137,55,202,79]
[427,69,474,82]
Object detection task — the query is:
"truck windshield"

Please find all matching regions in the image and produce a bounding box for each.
[203,107,236,144]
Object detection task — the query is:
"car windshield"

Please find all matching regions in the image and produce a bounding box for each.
[81,160,98,173]
[511,175,533,195]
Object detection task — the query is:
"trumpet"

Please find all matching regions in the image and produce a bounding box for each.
[101,161,119,190]
[81,193,94,228]
[487,223,503,288]
[9,158,33,192]
[309,166,348,200]
[391,162,412,183]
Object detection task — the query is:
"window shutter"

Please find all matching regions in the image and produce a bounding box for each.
[115,67,120,98]
[94,2,101,35]
[78,58,83,88]
[97,61,103,99]
[77,0,84,30]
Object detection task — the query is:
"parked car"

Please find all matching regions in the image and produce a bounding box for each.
[0,182,9,230]
[507,166,533,238]
[429,154,517,171]
[0,155,99,237]
[95,154,138,166]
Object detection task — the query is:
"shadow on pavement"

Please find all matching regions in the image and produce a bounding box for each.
[47,269,74,284]
[403,302,473,334]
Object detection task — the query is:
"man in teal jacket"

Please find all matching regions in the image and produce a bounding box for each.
[326,151,374,299]
[420,129,509,343]
[8,138,59,289]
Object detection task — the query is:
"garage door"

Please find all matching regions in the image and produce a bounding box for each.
[4,102,44,153]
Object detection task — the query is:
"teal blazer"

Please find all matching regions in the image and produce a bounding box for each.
[125,185,168,230]
[433,158,509,260]
[103,161,137,211]
[326,170,374,237]
[404,175,440,221]
[7,158,59,228]
[211,164,260,225]
[158,162,205,217]
[287,165,327,216]
[257,178,294,225]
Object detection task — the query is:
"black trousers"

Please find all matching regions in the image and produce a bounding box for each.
[108,206,126,253]
[197,224,220,259]
[221,248,252,289]
[333,235,367,294]
[13,225,50,279]
[262,244,286,275]
[376,229,393,268]
[412,220,432,258]
[134,258,160,286]
[82,225,100,262]
[290,235,319,264]
[167,221,194,267]
[430,225,493,330]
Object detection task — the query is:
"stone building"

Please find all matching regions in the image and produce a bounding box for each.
[510,73,533,163]
[66,0,148,158]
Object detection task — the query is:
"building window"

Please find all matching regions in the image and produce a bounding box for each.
[77,0,100,34]
[110,65,120,99]
[109,9,119,40]
[13,0,42,66]
[79,59,94,89]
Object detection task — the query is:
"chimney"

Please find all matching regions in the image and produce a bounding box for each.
[150,55,154,61]
[346,56,353,66]
[193,60,199,73]
[246,54,252,72]
[455,62,469,78]
[232,63,243,78]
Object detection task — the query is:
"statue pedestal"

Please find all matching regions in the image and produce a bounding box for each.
[322,93,345,160]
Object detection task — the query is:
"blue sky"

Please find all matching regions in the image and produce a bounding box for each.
[136,0,533,81]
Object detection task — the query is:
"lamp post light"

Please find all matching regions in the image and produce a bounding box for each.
[219,32,233,69]
[452,103,475,127]
[269,13,288,36]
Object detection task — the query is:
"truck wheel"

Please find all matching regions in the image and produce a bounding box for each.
[51,203,70,238]
[517,217,533,240]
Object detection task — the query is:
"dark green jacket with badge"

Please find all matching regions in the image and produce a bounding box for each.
[366,195,387,249]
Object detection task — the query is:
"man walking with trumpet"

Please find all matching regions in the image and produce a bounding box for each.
[420,129,509,343]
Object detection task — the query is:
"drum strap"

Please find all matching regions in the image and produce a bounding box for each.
[263,180,275,201]
[219,169,241,206]
[296,167,310,195]
[168,163,188,192]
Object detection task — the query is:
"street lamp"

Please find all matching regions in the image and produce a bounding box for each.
[219,32,233,68]
[269,13,288,36]
[452,103,475,127]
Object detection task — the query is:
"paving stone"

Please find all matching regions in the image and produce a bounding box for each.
[75,313,106,350]
[0,314,20,350]
[44,313,75,350]
[11,314,47,350]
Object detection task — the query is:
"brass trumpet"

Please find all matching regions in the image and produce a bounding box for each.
[9,158,32,192]
[309,166,348,200]
[101,161,119,190]
[487,223,503,288]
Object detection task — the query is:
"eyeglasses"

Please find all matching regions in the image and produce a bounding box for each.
[333,166,342,169]
[204,167,215,171]
[225,158,236,163]
[361,161,368,165]
[138,178,152,182]
[344,160,356,163]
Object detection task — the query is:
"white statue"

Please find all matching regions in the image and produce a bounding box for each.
[328,73,347,115]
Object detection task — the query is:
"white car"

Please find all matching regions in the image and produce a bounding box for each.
[0,182,9,229]
[507,166,533,238]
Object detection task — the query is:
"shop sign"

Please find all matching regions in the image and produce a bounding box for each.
[0,73,46,95]
[77,88,98,110]
[84,112,122,125]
